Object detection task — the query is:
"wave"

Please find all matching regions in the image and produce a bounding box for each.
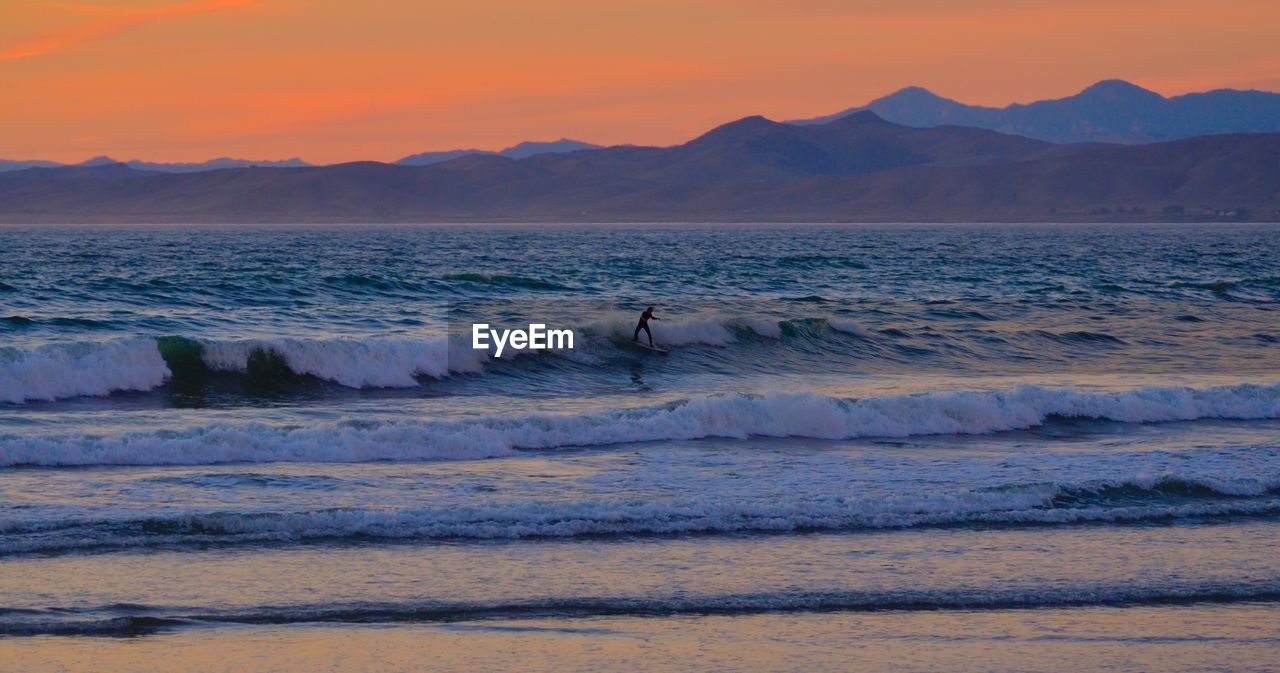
[823,320,865,338]
[4,476,1278,555]
[199,337,485,388]
[627,317,736,346]
[6,584,1280,636]
[1,316,870,403]
[0,309,1267,404]
[2,382,1277,467]
[0,339,170,404]
[592,315,867,348]
[642,317,782,345]
[581,315,788,347]
[0,336,495,403]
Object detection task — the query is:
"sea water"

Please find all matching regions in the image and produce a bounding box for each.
[1,223,1277,672]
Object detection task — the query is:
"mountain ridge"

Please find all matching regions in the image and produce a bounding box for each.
[0,141,601,174]
[0,156,313,174]
[1,111,1275,223]
[793,79,1280,143]
[396,139,600,166]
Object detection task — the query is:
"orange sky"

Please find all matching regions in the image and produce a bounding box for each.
[2,0,1278,164]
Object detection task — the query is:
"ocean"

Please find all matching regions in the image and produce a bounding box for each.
[2,223,1278,672]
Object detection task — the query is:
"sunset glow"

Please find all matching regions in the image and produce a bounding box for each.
[3,0,1279,163]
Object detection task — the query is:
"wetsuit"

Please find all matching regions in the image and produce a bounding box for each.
[633,310,656,346]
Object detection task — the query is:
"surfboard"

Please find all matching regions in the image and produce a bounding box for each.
[630,341,669,355]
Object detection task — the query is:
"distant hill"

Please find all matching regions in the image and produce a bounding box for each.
[794,79,1280,144]
[0,159,63,172]
[0,156,312,173]
[1,112,1276,223]
[396,139,600,166]
[0,142,597,173]
[120,157,313,172]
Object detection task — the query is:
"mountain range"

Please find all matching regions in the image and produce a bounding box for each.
[2,110,1275,223]
[0,141,600,173]
[396,139,600,166]
[0,156,311,173]
[6,80,1278,174]
[795,79,1280,143]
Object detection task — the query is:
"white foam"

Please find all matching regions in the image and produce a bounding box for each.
[646,318,735,346]
[202,336,483,387]
[0,340,168,404]
[0,419,516,467]
[0,336,492,403]
[2,382,1276,467]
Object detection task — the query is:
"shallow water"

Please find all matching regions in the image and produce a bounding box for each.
[1,223,1277,669]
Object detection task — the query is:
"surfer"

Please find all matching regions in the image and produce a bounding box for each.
[633,306,660,347]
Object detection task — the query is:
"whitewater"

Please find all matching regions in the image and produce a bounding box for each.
[2,383,1278,466]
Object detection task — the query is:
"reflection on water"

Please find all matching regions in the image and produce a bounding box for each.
[7,605,1280,673]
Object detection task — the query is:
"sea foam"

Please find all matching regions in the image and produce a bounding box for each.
[0,336,490,403]
[0,339,169,404]
[2,382,1276,467]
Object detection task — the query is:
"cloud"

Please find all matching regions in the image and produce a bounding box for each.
[0,0,258,62]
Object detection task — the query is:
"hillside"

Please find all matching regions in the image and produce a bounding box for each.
[0,112,1275,223]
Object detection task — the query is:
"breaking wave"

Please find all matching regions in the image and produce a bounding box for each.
[2,382,1277,467]
[0,339,170,403]
[198,337,476,388]
[0,316,856,403]
[0,336,492,403]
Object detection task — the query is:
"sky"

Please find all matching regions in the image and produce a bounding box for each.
[2,0,1278,164]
